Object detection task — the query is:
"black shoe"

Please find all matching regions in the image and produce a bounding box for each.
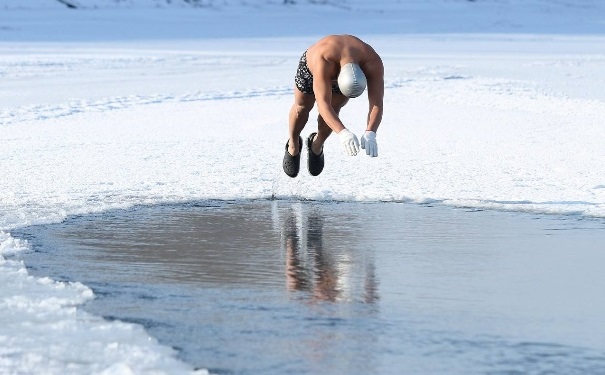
[283,136,303,178]
[307,132,324,176]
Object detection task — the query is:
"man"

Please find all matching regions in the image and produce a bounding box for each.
[283,34,384,178]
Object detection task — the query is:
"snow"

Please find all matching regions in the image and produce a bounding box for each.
[1,0,604,374]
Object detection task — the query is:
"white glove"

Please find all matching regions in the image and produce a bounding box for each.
[337,128,360,156]
[360,130,378,157]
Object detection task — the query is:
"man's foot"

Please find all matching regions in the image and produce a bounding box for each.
[307,132,324,176]
[283,136,303,178]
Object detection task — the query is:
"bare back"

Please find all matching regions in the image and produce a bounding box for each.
[305,35,382,82]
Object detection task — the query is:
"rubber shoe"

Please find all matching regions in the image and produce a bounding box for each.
[283,136,303,178]
[307,132,324,176]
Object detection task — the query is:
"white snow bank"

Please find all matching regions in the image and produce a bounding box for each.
[0,232,205,375]
[1,34,604,229]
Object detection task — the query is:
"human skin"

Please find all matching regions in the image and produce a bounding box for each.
[287,34,384,156]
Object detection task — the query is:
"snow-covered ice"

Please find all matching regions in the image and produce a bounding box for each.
[1,0,605,374]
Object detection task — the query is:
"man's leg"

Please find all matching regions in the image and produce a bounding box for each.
[287,88,315,156]
[311,93,349,154]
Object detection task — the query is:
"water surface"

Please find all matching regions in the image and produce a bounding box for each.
[14,201,605,375]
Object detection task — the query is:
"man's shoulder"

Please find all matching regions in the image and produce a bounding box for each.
[306,43,339,69]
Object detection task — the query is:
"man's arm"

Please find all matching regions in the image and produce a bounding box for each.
[311,58,346,133]
[359,57,384,157]
[365,59,384,133]
[313,59,360,156]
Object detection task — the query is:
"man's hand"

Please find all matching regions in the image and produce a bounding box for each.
[337,129,360,156]
[360,131,378,157]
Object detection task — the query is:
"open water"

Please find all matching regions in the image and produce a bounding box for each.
[13,201,605,375]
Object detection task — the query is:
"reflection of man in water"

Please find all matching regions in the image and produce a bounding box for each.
[283,206,378,303]
[284,211,310,293]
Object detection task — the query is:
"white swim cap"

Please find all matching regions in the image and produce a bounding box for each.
[337,63,367,98]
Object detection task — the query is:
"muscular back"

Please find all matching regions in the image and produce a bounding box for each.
[306,35,382,82]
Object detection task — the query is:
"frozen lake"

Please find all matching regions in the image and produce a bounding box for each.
[2,1,605,373]
[13,201,605,375]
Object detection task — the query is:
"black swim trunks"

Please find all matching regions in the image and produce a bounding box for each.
[294,51,342,95]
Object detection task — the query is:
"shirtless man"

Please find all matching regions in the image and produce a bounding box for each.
[283,34,384,178]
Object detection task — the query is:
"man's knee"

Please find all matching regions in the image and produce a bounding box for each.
[331,94,349,113]
[294,100,314,117]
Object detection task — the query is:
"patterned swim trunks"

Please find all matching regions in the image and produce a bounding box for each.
[294,51,342,96]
